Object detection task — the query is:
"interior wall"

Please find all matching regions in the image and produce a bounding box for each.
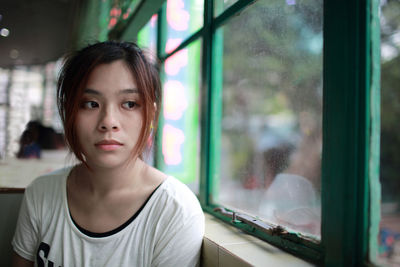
[0,193,24,266]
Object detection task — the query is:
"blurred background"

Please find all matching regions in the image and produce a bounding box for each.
[0,0,399,265]
[0,0,82,186]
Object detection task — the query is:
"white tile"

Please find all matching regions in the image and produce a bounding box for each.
[202,238,219,267]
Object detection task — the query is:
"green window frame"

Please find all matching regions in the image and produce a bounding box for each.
[80,0,382,265]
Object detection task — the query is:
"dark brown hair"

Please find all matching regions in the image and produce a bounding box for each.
[57,41,161,164]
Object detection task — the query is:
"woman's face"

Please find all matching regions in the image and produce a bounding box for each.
[75,60,143,169]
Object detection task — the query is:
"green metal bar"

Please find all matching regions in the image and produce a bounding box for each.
[213,0,257,30]
[155,4,167,171]
[156,4,167,58]
[208,27,223,201]
[368,0,381,263]
[159,28,204,61]
[208,0,225,202]
[321,0,376,265]
[199,0,213,206]
[204,206,323,265]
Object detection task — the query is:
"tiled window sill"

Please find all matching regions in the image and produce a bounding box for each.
[202,213,315,267]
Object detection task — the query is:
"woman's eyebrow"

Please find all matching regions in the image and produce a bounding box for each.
[83,88,139,95]
[119,88,139,95]
[83,88,101,95]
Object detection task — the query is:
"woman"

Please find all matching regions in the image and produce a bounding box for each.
[12,41,204,266]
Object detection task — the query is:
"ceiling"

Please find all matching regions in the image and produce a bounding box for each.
[0,0,80,69]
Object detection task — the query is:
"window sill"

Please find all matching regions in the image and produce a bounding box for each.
[202,213,315,267]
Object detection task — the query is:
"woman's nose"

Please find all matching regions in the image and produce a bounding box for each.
[98,108,119,131]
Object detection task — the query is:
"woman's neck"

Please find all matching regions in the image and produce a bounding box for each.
[72,159,147,198]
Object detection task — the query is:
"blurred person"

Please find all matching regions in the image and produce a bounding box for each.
[259,112,322,236]
[16,129,41,159]
[27,121,65,150]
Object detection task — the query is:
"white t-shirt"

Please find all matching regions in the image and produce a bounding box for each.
[12,167,204,267]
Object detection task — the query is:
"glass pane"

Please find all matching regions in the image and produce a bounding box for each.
[158,40,202,194]
[165,0,204,53]
[0,69,8,159]
[137,15,159,165]
[0,106,6,160]
[0,69,8,104]
[379,0,400,265]
[215,0,323,238]
[137,14,158,62]
[43,62,62,131]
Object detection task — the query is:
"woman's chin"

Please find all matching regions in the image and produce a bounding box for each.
[86,157,134,171]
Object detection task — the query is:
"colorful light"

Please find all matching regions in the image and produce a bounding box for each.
[167,0,190,31]
[162,124,185,165]
[163,80,188,120]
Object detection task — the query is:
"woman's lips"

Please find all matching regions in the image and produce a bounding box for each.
[95,140,123,151]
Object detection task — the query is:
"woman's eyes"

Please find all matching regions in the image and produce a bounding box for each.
[82,101,99,109]
[81,100,139,110]
[122,101,139,109]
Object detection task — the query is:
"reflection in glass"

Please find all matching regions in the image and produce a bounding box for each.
[159,40,202,194]
[137,14,158,63]
[216,0,323,238]
[165,0,204,52]
[379,1,400,265]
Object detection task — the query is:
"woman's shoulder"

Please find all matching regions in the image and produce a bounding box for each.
[155,176,203,216]
[26,166,72,194]
[161,176,194,197]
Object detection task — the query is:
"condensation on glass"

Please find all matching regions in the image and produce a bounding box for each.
[215,0,323,238]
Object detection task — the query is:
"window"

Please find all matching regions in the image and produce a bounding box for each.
[0,0,383,265]
[157,38,202,193]
[138,3,203,193]
[106,0,381,265]
[165,0,204,48]
[214,0,323,238]
[0,70,9,160]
